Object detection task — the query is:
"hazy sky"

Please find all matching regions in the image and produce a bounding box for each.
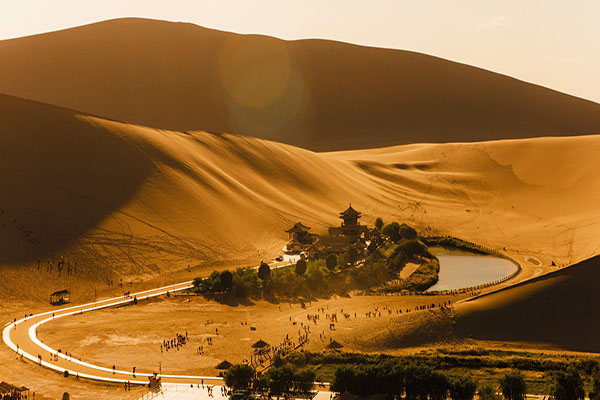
[2,1,599,103]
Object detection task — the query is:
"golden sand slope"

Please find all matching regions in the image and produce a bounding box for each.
[1,18,600,151]
[1,94,599,300]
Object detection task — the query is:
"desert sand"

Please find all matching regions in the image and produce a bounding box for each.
[1,92,600,398]
[1,18,600,151]
[1,93,599,302]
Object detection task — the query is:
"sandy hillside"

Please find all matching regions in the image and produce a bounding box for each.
[1,18,600,151]
[450,254,600,353]
[1,93,599,301]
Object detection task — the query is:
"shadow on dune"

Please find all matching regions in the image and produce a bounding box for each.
[0,94,153,265]
[454,255,600,352]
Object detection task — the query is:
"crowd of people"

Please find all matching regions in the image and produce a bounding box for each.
[161,331,189,353]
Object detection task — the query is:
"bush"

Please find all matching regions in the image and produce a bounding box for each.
[449,375,477,400]
[224,364,255,389]
[326,254,337,271]
[549,368,585,400]
[499,370,527,400]
[375,217,384,230]
[478,384,501,400]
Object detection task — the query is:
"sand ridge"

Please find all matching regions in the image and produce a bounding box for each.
[1,18,600,151]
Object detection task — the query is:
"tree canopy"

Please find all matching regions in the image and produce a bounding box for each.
[224,364,255,390]
[258,261,271,281]
[500,370,527,400]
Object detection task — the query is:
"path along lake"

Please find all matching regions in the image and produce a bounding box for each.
[427,247,518,291]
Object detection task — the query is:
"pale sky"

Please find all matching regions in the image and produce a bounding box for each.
[1,0,599,103]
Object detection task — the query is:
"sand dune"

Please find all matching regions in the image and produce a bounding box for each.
[453,255,600,352]
[1,18,600,151]
[1,93,599,301]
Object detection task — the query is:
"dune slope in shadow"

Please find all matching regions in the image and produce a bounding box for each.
[0,18,599,151]
[454,255,600,352]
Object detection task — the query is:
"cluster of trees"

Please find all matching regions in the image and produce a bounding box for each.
[332,362,477,400]
[192,219,442,298]
[282,350,600,400]
[381,221,417,243]
[224,363,316,396]
[192,259,342,300]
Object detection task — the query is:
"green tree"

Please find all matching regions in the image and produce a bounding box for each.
[382,222,400,242]
[232,268,260,297]
[398,223,417,240]
[326,254,337,271]
[219,270,234,291]
[332,365,355,394]
[549,368,585,400]
[258,261,271,281]
[429,371,450,400]
[294,368,316,394]
[267,365,295,395]
[499,370,527,400]
[590,369,600,400]
[375,217,384,230]
[387,251,407,273]
[295,258,307,276]
[449,375,477,400]
[224,364,255,390]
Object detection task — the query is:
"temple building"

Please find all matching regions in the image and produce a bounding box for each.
[284,204,370,259]
[285,221,312,244]
[328,204,370,240]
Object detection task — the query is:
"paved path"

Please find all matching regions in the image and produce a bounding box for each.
[3,261,291,386]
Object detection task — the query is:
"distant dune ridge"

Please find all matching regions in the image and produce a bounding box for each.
[1,18,600,151]
[1,93,599,301]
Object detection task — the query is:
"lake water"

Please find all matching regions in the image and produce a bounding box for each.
[426,247,518,291]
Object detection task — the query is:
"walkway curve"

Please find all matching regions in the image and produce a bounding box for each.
[3,280,223,385]
[3,261,293,386]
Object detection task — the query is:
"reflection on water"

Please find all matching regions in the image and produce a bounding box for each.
[427,247,517,291]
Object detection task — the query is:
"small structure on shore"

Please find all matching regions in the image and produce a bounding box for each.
[326,340,344,349]
[50,289,70,305]
[0,382,32,400]
[251,339,270,349]
[215,360,233,370]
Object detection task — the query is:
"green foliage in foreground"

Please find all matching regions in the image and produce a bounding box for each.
[500,370,527,400]
[224,364,255,389]
[280,349,600,396]
[549,368,585,400]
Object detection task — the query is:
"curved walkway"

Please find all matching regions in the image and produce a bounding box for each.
[3,260,293,386]
[3,281,223,385]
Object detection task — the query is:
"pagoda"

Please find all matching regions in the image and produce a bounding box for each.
[328,204,369,241]
[285,221,312,244]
